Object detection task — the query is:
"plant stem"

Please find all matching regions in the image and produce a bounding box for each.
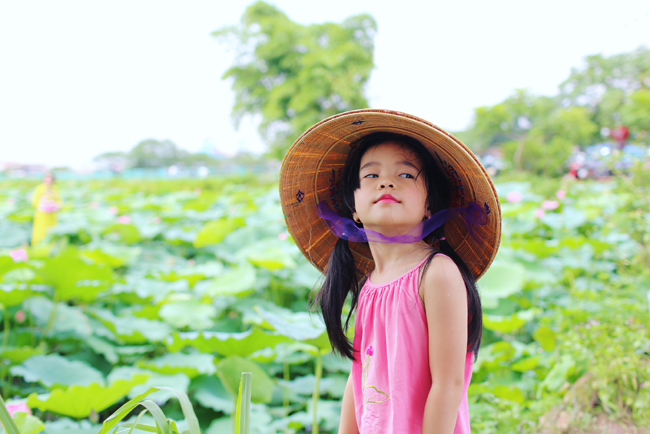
[283,362,290,417]
[312,351,322,434]
[2,310,9,349]
[1,311,10,398]
[40,291,59,343]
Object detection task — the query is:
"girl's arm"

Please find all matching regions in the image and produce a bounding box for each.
[420,255,468,434]
[339,371,359,434]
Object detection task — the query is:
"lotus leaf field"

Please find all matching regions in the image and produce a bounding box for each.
[1,170,649,433]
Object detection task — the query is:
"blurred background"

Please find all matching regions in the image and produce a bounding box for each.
[1,1,650,434]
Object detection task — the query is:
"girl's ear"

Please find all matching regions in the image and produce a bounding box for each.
[352,212,361,224]
[424,209,431,219]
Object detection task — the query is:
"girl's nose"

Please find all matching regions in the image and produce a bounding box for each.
[380,181,394,189]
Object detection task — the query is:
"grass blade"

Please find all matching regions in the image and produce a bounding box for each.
[98,387,162,434]
[236,372,252,434]
[0,394,21,434]
[155,387,201,434]
[138,400,169,434]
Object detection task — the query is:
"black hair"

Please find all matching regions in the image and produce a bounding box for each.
[313,132,483,362]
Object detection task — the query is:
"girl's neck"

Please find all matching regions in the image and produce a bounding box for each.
[367,240,431,283]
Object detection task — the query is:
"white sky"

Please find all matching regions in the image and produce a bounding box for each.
[1,0,649,169]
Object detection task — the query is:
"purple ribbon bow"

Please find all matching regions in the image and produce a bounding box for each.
[316,200,487,244]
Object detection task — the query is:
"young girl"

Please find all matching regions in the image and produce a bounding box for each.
[280,109,501,434]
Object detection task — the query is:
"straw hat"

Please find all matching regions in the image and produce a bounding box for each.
[280,109,501,280]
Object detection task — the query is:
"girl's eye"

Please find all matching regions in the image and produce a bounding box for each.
[363,174,378,178]
[399,173,415,179]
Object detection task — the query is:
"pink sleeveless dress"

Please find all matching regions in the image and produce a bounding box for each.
[351,255,473,433]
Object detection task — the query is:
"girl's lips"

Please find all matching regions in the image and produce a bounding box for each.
[376,194,399,203]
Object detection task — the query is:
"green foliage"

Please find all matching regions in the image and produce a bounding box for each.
[27,376,149,418]
[93,139,222,170]
[560,47,650,130]
[215,1,377,158]
[621,89,650,143]
[1,174,649,433]
[465,47,650,176]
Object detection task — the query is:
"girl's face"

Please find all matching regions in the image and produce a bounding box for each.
[352,142,430,236]
[44,175,54,185]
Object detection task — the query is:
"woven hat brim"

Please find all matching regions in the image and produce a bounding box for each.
[280,109,501,280]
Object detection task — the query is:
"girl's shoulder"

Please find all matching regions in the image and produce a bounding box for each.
[418,253,463,299]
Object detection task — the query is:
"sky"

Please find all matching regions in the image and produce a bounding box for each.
[1,0,649,169]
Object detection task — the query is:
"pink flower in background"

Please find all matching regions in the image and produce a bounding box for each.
[89,201,100,209]
[278,232,288,241]
[535,209,546,219]
[9,248,28,263]
[39,199,60,213]
[556,190,566,200]
[6,402,31,417]
[15,310,26,323]
[7,198,15,205]
[117,215,132,225]
[194,188,202,195]
[506,191,523,203]
[153,217,162,224]
[108,207,119,215]
[542,200,559,210]
[188,258,196,266]
[366,345,374,356]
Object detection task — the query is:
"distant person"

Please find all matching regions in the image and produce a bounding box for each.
[31,172,62,246]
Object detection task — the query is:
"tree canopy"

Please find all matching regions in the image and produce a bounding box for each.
[463,47,649,176]
[93,139,220,171]
[214,1,377,158]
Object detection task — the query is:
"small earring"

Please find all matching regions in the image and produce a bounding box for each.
[355,217,361,223]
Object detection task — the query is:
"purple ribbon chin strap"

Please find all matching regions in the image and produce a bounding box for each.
[316,200,487,244]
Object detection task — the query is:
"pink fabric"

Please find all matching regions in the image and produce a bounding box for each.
[352,255,473,433]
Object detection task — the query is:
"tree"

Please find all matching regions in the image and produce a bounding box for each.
[129,139,189,168]
[214,1,377,158]
[621,89,650,144]
[560,47,650,129]
[93,151,130,172]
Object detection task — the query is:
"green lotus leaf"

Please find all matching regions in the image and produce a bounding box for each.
[194,217,245,247]
[491,385,526,403]
[239,240,297,271]
[80,243,142,268]
[24,297,92,338]
[1,267,36,283]
[194,265,257,297]
[27,375,149,418]
[478,261,526,308]
[127,373,190,405]
[511,356,541,372]
[12,411,45,434]
[167,328,290,357]
[37,248,115,302]
[0,255,21,276]
[111,276,189,303]
[0,346,45,365]
[138,352,217,378]
[158,299,216,330]
[0,284,49,307]
[483,311,531,334]
[533,325,557,352]
[254,306,328,344]
[216,356,274,404]
[191,375,233,413]
[91,309,171,344]
[103,223,143,244]
[85,336,119,364]
[11,354,104,388]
